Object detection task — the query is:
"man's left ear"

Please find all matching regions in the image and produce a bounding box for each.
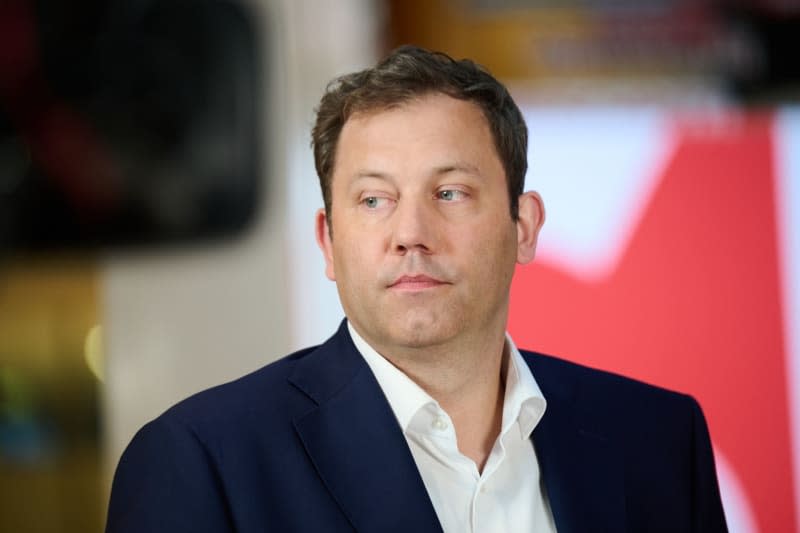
[516,191,545,265]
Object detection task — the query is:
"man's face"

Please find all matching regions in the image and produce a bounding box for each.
[316,93,543,355]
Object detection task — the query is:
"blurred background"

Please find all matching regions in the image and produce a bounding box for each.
[0,0,797,531]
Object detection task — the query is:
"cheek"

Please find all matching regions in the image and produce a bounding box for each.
[333,237,376,282]
[462,223,518,281]
[463,215,517,252]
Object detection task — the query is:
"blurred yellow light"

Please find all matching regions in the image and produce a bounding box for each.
[84,324,104,382]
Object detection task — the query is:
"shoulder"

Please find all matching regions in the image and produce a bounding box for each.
[522,350,715,483]
[127,320,362,453]
[521,350,703,427]
[520,351,725,529]
[107,344,333,532]
[146,344,321,442]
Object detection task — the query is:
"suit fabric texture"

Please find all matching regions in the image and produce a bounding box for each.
[106,320,727,532]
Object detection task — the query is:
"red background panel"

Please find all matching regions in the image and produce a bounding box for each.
[509,113,794,532]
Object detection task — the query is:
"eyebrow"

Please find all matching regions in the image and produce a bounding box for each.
[352,162,482,181]
[433,162,481,177]
[353,170,392,181]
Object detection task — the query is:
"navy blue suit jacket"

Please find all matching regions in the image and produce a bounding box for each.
[106,320,727,532]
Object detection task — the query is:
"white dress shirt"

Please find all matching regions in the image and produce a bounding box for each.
[348,323,557,533]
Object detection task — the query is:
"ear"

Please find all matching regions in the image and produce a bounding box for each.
[516,191,545,265]
[315,208,336,281]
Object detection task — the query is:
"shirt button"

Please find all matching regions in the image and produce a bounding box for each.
[432,416,448,430]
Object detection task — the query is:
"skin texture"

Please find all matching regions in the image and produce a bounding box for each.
[315,94,544,468]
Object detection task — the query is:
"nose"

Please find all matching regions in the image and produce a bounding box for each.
[390,198,436,255]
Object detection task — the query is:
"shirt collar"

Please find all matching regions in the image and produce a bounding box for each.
[349,322,435,431]
[348,322,546,438]
[503,334,547,439]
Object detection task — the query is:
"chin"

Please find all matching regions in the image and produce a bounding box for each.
[390,317,458,349]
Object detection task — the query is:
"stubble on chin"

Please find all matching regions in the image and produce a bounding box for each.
[378,296,465,350]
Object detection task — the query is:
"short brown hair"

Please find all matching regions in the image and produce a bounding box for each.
[311,44,528,224]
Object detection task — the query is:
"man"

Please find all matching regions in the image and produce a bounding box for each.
[106,46,727,532]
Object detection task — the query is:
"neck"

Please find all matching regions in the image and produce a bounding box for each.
[376,327,509,473]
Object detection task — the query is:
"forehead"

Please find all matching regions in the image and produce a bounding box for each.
[332,94,500,183]
[344,93,491,139]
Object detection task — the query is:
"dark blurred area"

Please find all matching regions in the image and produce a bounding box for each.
[0,1,262,531]
[385,0,800,106]
[723,2,800,103]
[0,0,261,251]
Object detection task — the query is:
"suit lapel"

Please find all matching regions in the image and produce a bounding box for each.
[525,353,627,533]
[289,321,442,533]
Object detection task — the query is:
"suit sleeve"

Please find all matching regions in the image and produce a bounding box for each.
[688,397,728,532]
[105,417,235,533]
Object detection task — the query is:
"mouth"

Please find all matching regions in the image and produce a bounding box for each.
[388,274,448,291]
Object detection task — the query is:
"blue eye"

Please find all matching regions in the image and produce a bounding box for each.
[362,196,390,209]
[437,190,464,201]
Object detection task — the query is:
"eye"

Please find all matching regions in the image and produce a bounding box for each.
[361,196,389,209]
[437,189,466,202]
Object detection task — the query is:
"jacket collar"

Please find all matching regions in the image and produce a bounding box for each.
[524,352,627,533]
[288,320,443,533]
